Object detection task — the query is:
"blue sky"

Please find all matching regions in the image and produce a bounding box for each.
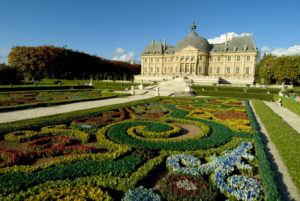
[1,0,300,64]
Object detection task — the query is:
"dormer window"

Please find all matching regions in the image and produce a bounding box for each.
[244,45,248,51]
[234,46,238,51]
[237,56,240,61]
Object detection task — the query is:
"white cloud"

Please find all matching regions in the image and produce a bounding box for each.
[113,51,135,62]
[115,47,126,54]
[260,45,300,57]
[208,32,253,44]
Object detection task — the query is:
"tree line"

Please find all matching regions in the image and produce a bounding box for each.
[2,45,140,83]
[256,54,300,85]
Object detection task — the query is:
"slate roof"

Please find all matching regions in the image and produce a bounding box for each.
[142,34,257,55]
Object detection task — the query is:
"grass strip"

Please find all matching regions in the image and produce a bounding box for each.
[252,99,300,192]
[273,94,300,116]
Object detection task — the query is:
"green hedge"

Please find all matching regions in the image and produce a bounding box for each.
[192,85,280,94]
[252,99,300,193]
[0,153,141,195]
[273,94,300,116]
[193,90,274,100]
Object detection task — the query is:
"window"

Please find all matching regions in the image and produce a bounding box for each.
[210,57,212,61]
[170,67,173,73]
[228,56,231,61]
[247,56,250,61]
[227,67,230,74]
[150,67,153,72]
[164,67,167,73]
[186,56,189,61]
[237,56,240,61]
[180,63,184,72]
[180,56,184,61]
[199,56,202,61]
[199,66,202,73]
[216,67,220,74]
[165,58,167,62]
[236,67,240,74]
[209,67,212,73]
[144,67,147,72]
[151,58,153,62]
[246,67,250,74]
[144,58,147,62]
[156,58,159,62]
[157,67,159,72]
[217,56,221,61]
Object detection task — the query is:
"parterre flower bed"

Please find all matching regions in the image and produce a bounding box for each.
[0,90,115,108]
[0,98,280,200]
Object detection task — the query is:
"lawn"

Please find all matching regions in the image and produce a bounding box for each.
[0,97,280,201]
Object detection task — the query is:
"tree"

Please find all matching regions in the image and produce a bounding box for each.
[0,63,21,84]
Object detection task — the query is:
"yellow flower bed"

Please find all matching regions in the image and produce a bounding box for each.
[24,184,112,201]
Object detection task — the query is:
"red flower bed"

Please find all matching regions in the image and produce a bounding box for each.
[178,105,196,110]
[26,136,93,158]
[0,149,23,168]
[213,110,248,120]
[72,108,125,127]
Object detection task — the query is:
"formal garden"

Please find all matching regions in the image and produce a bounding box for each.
[0,89,128,111]
[0,97,283,201]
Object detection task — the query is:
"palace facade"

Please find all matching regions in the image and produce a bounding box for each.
[135,22,258,85]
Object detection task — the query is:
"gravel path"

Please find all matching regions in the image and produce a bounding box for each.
[0,95,153,123]
[264,101,300,133]
[250,101,300,201]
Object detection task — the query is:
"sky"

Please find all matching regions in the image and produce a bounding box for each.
[1,0,300,64]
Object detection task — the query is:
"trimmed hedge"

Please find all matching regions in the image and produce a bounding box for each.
[0,153,141,195]
[252,99,300,194]
[193,90,274,101]
[192,85,280,94]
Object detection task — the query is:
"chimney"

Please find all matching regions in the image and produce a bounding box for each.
[164,38,166,50]
[152,40,154,45]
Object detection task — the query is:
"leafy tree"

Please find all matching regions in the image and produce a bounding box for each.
[0,63,21,84]
[8,46,141,81]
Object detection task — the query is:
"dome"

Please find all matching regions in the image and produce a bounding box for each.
[175,32,209,52]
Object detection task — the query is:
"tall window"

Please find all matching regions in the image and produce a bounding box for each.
[157,58,160,62]
[210,57,213,61]
[227,67,230,74]
[209,67,212,73]
[199,56,202,61]
[180,63,184,72]
[217,56,221,61]
[247,56,250,61]
[144,67,147,72]
[144,58,147,62]
[216,67,220,74]
[246,67,250,74]
[199,66,202,73]
[170,67,173,73]
[236,67,240,74]
[228,56,231,61]
[157,67,159,72]
[151,58,153,62]
[164,67,167,73]
[165,58,167,62]
[237,56,240,61]
[150,67,153,72]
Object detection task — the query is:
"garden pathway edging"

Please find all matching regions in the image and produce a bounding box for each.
[250,101,300,201]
